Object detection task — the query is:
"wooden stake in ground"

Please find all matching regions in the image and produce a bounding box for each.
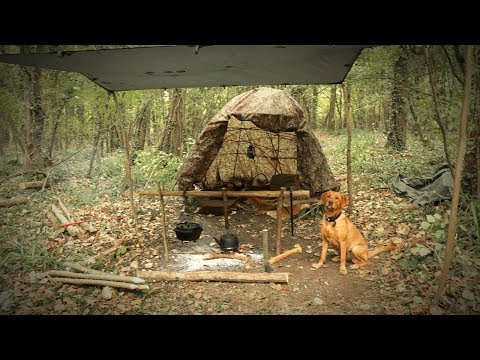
[268,246,302,265]
[111,91,138,225]
[222,187,229,230]
[139,270,289,284]
[343,82,353,215]
[158,183,169,260]
[276,187,286,255]
[434,45,474,304]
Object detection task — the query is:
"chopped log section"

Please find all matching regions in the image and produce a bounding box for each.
[51,205,79,237]
[139,270,289,284]
[0,196,28,207]
[268,246,302,265]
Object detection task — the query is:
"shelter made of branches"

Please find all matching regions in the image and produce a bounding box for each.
[177,87,338,196]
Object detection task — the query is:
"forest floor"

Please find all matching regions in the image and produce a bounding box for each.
[1,132,479,315]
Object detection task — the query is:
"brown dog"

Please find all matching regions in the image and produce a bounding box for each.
[312,190,396,275]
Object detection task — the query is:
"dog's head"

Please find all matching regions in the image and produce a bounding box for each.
[320,190,349,212]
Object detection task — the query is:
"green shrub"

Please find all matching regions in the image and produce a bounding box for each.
[133,147,182,190]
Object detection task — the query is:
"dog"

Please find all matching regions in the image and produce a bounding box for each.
[312,190,396,275]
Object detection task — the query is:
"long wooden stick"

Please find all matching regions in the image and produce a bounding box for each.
[139,270,289,284]
[276,187,286,255]
[48,270,146,284]
[49,277,150,290]
[61,261,105,275]
[222,187,229,229]
[434,45,474,303]
[268,246,302,265]
[138,190,310,198]
[262,228,270,261]
[158,183,169,260]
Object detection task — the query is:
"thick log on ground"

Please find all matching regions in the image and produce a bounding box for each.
[139,270,289,284]
[17,180,50,190]
[0,196,28,207]
[138,190,310,199]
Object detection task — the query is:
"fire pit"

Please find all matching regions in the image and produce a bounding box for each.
[174,222,203,241]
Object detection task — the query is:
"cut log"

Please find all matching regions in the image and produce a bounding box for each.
[57,198,86,235]
[268,246,302,265]
[51,205,79,236]
[139,270,289,284]
[138,190,310,199]
[0,196,28,207]
[79,222,96,233]
[49,277,150,290]
[47,211,60,227]
[17,180,50,190]
[48,270,146,284]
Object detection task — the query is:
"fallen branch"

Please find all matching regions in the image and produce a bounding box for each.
[0,196,28,208]
[268,246,302,265]
[205,253,250,264]
[139,270,289,284]
[49,277,150,290]
[48,270,146,284]
[17,180,50,190]
[61,261,105,275]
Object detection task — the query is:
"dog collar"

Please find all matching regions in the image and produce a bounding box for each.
[326,213,341,222]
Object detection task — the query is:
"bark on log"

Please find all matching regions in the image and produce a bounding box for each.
[0,196,28,207]
[47,211,60,227]
[48,270,146,284]
[138,270,289,284]
[57,198,86,235]
[61,261,105,275]
[268,246,302,265]
[49,277,150,290]
[17,180,50,190]
[138,190,310,199]
[51,205,79,236]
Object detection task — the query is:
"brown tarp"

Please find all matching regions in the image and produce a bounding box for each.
[176,87,338,196]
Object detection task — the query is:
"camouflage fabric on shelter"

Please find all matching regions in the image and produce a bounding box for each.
[176,87,338,196]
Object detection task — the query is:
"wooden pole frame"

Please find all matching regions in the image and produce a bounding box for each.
[158,183,169,260]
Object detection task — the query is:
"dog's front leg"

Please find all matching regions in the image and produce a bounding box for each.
[339,239,348,275]
[313,235,329,269]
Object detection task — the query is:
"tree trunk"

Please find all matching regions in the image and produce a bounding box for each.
[434,45,473,304]
[407,93,430,147]
[325,85,337,130]
[160,89,184,155]
[386,52,408,150]
[463,46,480,198]
[31,67,47,167]
[425,46,454,174]
[87,118,101,178]
[23,68,33,168]
[344,83,353,214]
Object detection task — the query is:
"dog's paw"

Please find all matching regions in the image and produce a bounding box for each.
[349,264,359,270]
[312,262,324,269]
[331,256,340,262]
[339,267,348,275]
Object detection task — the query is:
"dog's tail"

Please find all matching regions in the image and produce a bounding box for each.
[368,245,397,258]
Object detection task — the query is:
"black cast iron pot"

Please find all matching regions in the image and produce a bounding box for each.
[174,222,203,241]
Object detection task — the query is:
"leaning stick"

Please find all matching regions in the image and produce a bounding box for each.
[57,198,86,234]
[48,270,146,284]
[49,277,150,290]
[222,187,229,230]
[51,205,79,237]
[205,254,250,264]
[158,183,169,260]
[61,261,105,275]
[268,246,302,265]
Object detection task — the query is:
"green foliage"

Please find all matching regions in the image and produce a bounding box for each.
[98,151,126,179]
[421,211,449,242]
[133,146,183,190]
[458,199,480,253]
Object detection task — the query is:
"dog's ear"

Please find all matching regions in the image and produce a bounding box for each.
[320,191,330,203]
[341,194,350,208]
